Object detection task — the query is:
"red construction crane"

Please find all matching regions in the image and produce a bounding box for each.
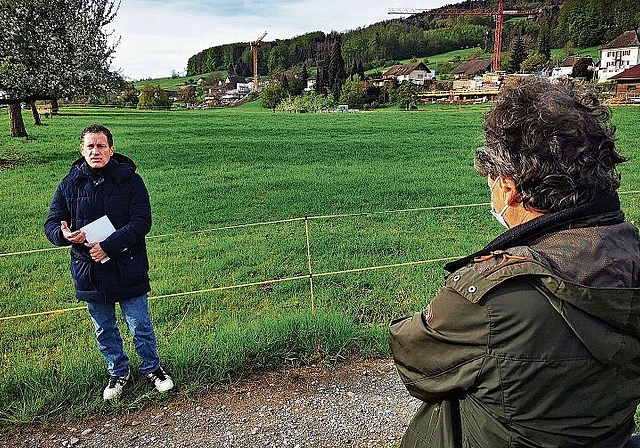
[251,31,267,91]
[389,0,542,71]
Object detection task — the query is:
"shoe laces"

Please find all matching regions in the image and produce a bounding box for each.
[150,367,167,381]
[108,375,128,388]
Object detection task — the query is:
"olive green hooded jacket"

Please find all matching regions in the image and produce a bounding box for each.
[390,194,640,447]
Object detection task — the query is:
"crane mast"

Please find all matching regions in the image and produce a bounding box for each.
[493,0,504,72]
[251,31,267,91]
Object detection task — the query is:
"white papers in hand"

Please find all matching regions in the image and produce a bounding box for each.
[80,215,116,263]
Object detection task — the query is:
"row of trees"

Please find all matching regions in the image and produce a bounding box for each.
[0,0,122,136]
[186,19,488,79]
[261,74,422,114]
[556,0,640,47]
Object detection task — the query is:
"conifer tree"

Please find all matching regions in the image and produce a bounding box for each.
[350,59,365,80]
[328,34,347,101]
[315,65,324,94]
[537,25,552,61]
[357,61,365,80]
[281,74,290,95]
[315,37,332,94]
[508,36,528,73]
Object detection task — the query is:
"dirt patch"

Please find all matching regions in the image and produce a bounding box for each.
[1,358,420,448]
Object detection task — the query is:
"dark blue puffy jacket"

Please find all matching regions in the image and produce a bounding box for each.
[44,154,151,302]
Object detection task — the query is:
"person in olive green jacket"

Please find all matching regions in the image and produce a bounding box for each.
[390,78,640,448]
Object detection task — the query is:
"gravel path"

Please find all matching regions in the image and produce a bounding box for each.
[2,358,421,448]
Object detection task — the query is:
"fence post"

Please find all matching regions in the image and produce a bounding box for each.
[304,217,315,312]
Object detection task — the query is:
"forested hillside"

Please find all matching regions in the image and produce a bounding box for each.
[186,0,640,79]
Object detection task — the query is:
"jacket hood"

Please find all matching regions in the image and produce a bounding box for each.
[444,192,624,273]
[535,222,640,370]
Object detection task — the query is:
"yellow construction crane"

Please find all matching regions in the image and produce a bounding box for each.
[251,31,267,91]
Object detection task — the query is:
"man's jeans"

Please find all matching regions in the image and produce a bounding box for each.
[86,294,160,377]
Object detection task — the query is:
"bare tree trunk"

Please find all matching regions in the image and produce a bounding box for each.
[50,98,59,115]
[31,103,42,126]
[9,104,28,137]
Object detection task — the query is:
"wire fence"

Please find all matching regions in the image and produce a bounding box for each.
[2,191,640,322]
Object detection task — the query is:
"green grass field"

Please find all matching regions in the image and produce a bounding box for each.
[1,102,639,431]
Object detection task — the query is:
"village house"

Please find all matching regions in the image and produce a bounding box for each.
[304,78,317,92]
[449,60,501,94]
[218,76,253,105]
[164,90,178,101]
[550,55,594,79]
[235,81,252,95]
[202,76,253,106]
[382,62,433,85]
[225,75,247,90]
[598,30,640,82]
[451,60,492,79]
[610,64,640,103]
[206,79,225,96]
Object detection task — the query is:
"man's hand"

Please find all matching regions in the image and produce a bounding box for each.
[84,241,108,262]
[61,221,86,244]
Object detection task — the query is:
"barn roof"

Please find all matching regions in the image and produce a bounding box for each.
[226,75,247,84]
[382,62,430,77]
[559,55,593,67]
[451,59,492,76]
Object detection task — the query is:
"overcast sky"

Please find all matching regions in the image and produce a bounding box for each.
[109,0,449,80]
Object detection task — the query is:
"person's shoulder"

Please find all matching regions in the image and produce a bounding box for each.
[444,247,553,304]
[58,163,83,186]
[111,158,144,186]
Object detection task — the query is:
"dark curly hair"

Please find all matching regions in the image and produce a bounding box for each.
[475,78,625,213]
[80,124,114,147]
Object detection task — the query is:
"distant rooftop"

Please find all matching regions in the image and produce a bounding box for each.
[559,55,593,67]
[611,63,640,80]
[382,62,430,77]
[601,30,640,49]
[452,59,492,76]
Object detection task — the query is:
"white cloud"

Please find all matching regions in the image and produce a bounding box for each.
[110,0,446,80]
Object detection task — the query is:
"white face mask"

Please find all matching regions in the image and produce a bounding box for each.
[490,177,509,229]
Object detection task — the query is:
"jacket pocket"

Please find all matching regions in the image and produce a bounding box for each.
[70,256,95,292]
[116,251,149,287]
[402,400,463,448]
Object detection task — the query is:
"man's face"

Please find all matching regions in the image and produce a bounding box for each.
[81,132,113,169]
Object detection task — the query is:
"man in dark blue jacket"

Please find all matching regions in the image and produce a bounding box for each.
[45,124,173,400]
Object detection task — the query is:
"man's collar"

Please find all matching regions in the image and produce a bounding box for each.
[444,192,624,273]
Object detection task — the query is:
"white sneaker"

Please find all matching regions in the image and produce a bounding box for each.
[103,371,130,400]
[146,366,174,393]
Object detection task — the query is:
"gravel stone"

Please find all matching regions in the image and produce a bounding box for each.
[1,358,420,448]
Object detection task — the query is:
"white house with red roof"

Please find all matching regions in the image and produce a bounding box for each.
[382,62,433,85]
[598,30,640,81]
